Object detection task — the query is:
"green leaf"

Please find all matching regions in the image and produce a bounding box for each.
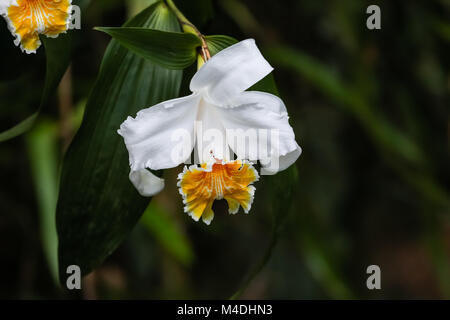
[127,0,159,17]
[56,2,183,283]
[140,202,194,267]
[26,120,60,284]
[0,35,72,142]
[204,35,237,56]
[298,228,354,299]
[40,34,73,107]
[0,112,38,142]
[95,27,201,69]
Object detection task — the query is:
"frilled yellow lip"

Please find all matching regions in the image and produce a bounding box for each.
[177,160,259,225]
[1,0,72,53]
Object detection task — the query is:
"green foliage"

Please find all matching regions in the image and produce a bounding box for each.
[265,46,426,168]
[298,228,354,299]
[56,2,183,283]
[96,27,201,69]
[204,35,238,56]
[140,202,194,267]
[0,113,38,142]
[0,34,73,142]
[26,121,60,284]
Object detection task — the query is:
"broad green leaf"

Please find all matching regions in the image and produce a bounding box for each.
[96,27,201,69]
[26,120,60,284]
[204,35,237,56]
[56,2,183,283]
[249,73,279,96]
[127,0,159,17]
[140,202,194,267]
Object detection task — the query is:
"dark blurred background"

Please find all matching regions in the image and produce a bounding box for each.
[0,0,449,299]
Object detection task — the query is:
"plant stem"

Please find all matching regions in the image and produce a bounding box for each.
[165,0,211,64]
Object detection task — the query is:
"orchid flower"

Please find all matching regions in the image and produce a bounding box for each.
[118,39,301,224]
[0,0,72,53]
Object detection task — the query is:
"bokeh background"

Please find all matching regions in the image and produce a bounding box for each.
[0,0,449,299]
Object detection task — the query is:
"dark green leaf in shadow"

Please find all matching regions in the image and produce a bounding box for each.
[174,0,214,27]
[432,19,450,42]
[0,34,72,142]
[95,27,201,69]
[422,209,450,298]
[298,224,354,299]
[40,33,73,107]
[56,2,183,283]
[0,112,38,142]
[140,201,194,267]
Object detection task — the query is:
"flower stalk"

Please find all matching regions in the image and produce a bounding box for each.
[165,0,211,66]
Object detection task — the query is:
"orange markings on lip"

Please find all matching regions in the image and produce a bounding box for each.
[178,160,259,224]
[6,0,71,52]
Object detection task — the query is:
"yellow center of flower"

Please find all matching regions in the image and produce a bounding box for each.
[178,160,259,225]
[6,0,71,53]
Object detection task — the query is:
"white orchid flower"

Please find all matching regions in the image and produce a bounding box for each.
[0,0,73,53]
[118,39,301,224]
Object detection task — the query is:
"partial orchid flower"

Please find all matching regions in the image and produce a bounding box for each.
[0,0,73,54]
[118,39,301,224]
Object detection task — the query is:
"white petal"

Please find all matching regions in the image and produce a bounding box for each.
[217,91,301,174]
[129,169,164,197]
[190,39,273,106]
[0,1,17,15]
[118,94,201,171]
[260,142,302,175]
[194,98,232,163]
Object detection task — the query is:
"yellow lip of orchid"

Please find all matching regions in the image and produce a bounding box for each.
[0,0,73,54]
[177,159,259,225]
